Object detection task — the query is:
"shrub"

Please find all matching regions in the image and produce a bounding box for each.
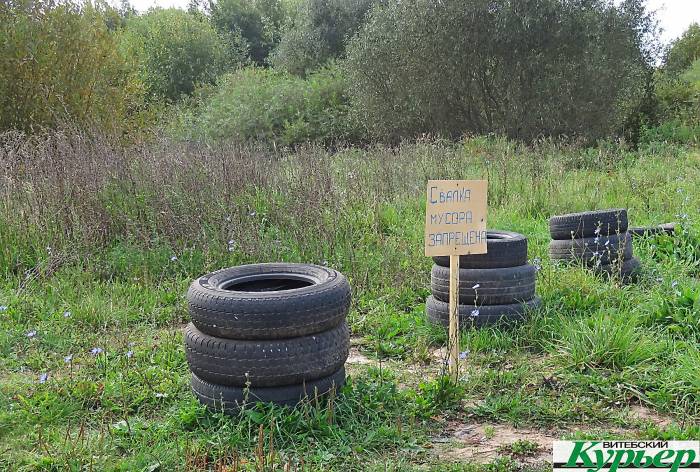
[173,64,360,145]
[345,0,656,143]
[119,8,235,102]
[271,0,375,76]
[0,0,140,132]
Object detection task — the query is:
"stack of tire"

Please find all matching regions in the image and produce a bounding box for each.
[184,263,351,413]
[548,209,641,281]
[426,231,541,328]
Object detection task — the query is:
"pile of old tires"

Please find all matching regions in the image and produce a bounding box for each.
[184,263,351,413]
[548,209,641,281]
[426,230,541,328]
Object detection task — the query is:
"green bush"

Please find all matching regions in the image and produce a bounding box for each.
[271,0,376,76]
[119,8,236,102]
[345,0,655,143]
[0,0,140,132]
[171,65,360,145]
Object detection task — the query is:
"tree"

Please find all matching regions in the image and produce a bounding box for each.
[0,0,139,132]
[271,0,375,76]
[208,0,285,65]
[119,8,236,102]
[664,23,700,75]
[345,0,656,142]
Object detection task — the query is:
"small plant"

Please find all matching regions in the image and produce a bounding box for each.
[500,439,541,457]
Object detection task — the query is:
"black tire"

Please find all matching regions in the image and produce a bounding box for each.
[549,209,628,240]
[432,230,527,269]
[426,295,541,328]
[549,232,632,266]
[431,264,536,305]
[187,263,351,340]
[185,322,349,388]
[628,223,677,238]
[191,368,346,413]
[596,257,642,281]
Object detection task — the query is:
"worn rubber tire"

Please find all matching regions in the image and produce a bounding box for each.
[426,295,541,328]
[432,230,527,269]
[431,264,536,305]
[191,368,346,413]
[596,256,642,282]
[187,263,351,340]
[628,223,677,238]
[549,209,628,240]
[185,322,349,388]
[549,232,632,266]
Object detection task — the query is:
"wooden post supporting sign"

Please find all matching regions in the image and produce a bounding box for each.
[425,180,487,379]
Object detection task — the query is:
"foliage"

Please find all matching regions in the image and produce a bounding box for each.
[0,0,140,132]
[271,0,376,76]
[171,64,361,145]
[207,0,286,65]
[119,8,235,102]
[664,23,700,75]
[345,0,656,143]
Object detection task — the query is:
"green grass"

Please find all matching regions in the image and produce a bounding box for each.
[1,134,699,469]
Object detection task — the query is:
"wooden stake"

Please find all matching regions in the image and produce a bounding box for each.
[449,254,460,379]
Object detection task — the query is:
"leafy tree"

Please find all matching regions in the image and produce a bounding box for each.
[664,23,700,75]
[208,0,285,65]
[119,8,236,102]
[345,0,656,143]
[0,0,139,132]
[271,0,375,76]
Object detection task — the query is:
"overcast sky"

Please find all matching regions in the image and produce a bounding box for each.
[118,0,700,45]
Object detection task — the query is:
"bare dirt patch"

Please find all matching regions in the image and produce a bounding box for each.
[433,421,558,465]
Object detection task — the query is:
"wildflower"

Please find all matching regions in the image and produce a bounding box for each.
[594,237,600,244]
[322,260,329,266]
[225,216,231,222]
[472,284,480,290]
[26,330,37,338]
[64,354,73,363]
[90,347,103,355]
[126,350,134,359]
[38,373,48,384]
[154,392,168,398]
[594,227,601,235]
[459,350,469,360]
[170,255,178,262]
[63,311,71,318]
[533,257,542,271]
[249,211,257,217]
[470,309,480,318]
[671,281,678,289]
[128,342,135,347]
[0,306,7,312]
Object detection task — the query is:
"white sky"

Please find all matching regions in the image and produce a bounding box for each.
[117,0,700,45]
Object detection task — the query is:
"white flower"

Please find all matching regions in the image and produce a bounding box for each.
[155,392,168,398]
[594,227,601,235]
[470,309,480,318]
[249,211,257,217]
[64,354,73,363]
[126,350,134,358]
[38,373,48,384]
[671,281,678,289]
[26,330,37,338]
[63,311,71,318]
[0,306,7,312]
[90,347,104,355]
[459,350,469,360]
[472,284,480,289]
[170,255,177,262]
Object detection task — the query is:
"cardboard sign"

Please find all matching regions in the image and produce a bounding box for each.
[424,180,488,257]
